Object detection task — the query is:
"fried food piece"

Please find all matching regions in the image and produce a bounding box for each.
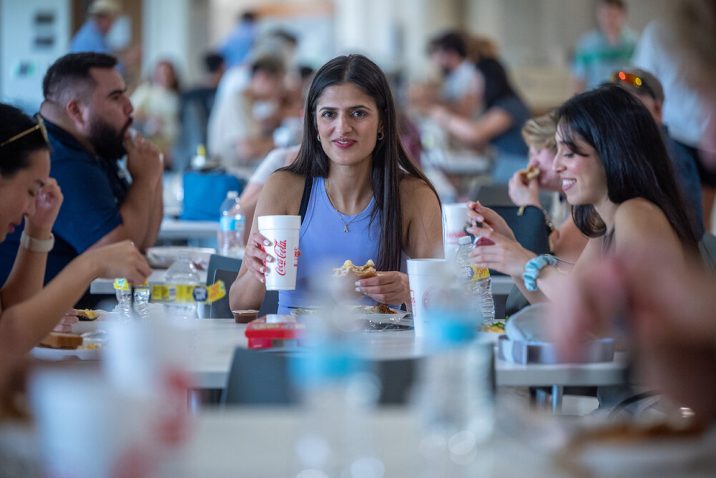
[519,164,541,183]
[76,309,100,321]
[333,259,377,280]
[40,332,83,349]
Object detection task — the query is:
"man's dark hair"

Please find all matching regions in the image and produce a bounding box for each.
[42,52,118,102]
[250,56,285,77]
[204,52,225,74]
[428,31,467,58]
[599,0,626,10]
[240,11,257,23]
[269,29,298,46]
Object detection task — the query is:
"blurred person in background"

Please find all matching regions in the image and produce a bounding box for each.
[508,112,588,263]
[173,52,226,171]
[571,0,637,92]
[553,0,716,424]
[0,53,163,307]
[207,56,287,171]
[430,39,530,182]
[610,67,704,237]
[219,10,259,69]
[0,104,149,358]
[230,54,442,315]
[69,0,121,56]
[633,19,716,233]
[131,59,182,168]
[410,30,483,120]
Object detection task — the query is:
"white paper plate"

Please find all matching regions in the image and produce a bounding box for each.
[31,347,101,361]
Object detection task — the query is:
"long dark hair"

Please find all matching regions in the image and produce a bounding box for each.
[0,103,49,178]
[556,85,698,251]
[285,54,439,272]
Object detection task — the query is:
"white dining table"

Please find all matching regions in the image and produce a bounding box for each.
[181,319,626,394]
[179,407,567,478]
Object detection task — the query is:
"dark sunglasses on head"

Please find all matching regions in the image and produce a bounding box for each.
[611,71,657,100]
[0,115,49,148]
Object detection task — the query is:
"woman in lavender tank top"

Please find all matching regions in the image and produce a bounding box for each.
[230,54,443,317]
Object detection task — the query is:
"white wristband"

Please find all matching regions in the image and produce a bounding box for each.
[20,231,55,253]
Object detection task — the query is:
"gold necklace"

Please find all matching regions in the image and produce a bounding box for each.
[324,180,362,233]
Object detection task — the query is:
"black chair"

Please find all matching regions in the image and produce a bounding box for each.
[206,254,242,318]
[221,350,425,407]
[221,348,299,406]
[700,232,716,269]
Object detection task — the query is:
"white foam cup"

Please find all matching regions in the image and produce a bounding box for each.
[258,215,301,290]
[407,259,449,337]
[442,203,469,257]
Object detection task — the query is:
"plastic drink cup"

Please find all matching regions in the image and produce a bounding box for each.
[407,259,449,338]
[258,215,301,290]
[442,203,469,257]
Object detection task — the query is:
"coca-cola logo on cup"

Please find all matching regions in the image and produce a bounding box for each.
[275,240,287,276]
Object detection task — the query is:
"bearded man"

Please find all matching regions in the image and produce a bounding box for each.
[0,53,163,304]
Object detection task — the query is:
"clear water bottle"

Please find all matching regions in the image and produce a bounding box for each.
[290,311,382,477]
[413,284,494,473]
[164,254,201,319]
[113,278,133,319]
[133,283,151,319]
[218,191,245,257]
[455,236,495,325]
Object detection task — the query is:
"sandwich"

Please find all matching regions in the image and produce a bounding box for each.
[333,259,377,280]
[39,332,83,349]
[519,164,540,183]
[76,309,100,321]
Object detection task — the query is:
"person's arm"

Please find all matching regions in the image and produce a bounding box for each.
[229,171,302,311]
[141,172,163,250]
[92,133,164,251]
[433,106,513,148]
[356,178,443,306]
[0,241,150,357]
[0,179,63,307]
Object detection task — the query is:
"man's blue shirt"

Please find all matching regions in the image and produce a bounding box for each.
[0,119,129,286]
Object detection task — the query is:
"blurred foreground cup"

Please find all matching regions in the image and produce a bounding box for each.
[407,259,449,337]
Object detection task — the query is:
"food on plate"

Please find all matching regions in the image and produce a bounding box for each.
[482,320,506,333]
[76,309,100,321]
[354,304,397,314]
[333,259,377,280]
[566,422,706,449]
[519,164,540,183]
[232,309,259,323]
[40,332,83,349]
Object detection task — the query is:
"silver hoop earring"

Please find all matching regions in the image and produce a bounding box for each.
[317,133,321,142]
[377,131,384,141]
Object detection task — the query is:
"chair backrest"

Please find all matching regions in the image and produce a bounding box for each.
[489,205,551,257]
[221,351,427,407]
[206,254,243,319]
[699,233,716,270]
[258,290,279,316]
[221,348,298,406]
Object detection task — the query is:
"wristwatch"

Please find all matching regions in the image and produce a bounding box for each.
[522,254,558,292]
[20,231,55,253]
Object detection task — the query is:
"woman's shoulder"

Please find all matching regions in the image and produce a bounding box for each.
[260,170,307,211]
[615,198,665,222]
[398,174,436,198]
[614,198,673,237]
